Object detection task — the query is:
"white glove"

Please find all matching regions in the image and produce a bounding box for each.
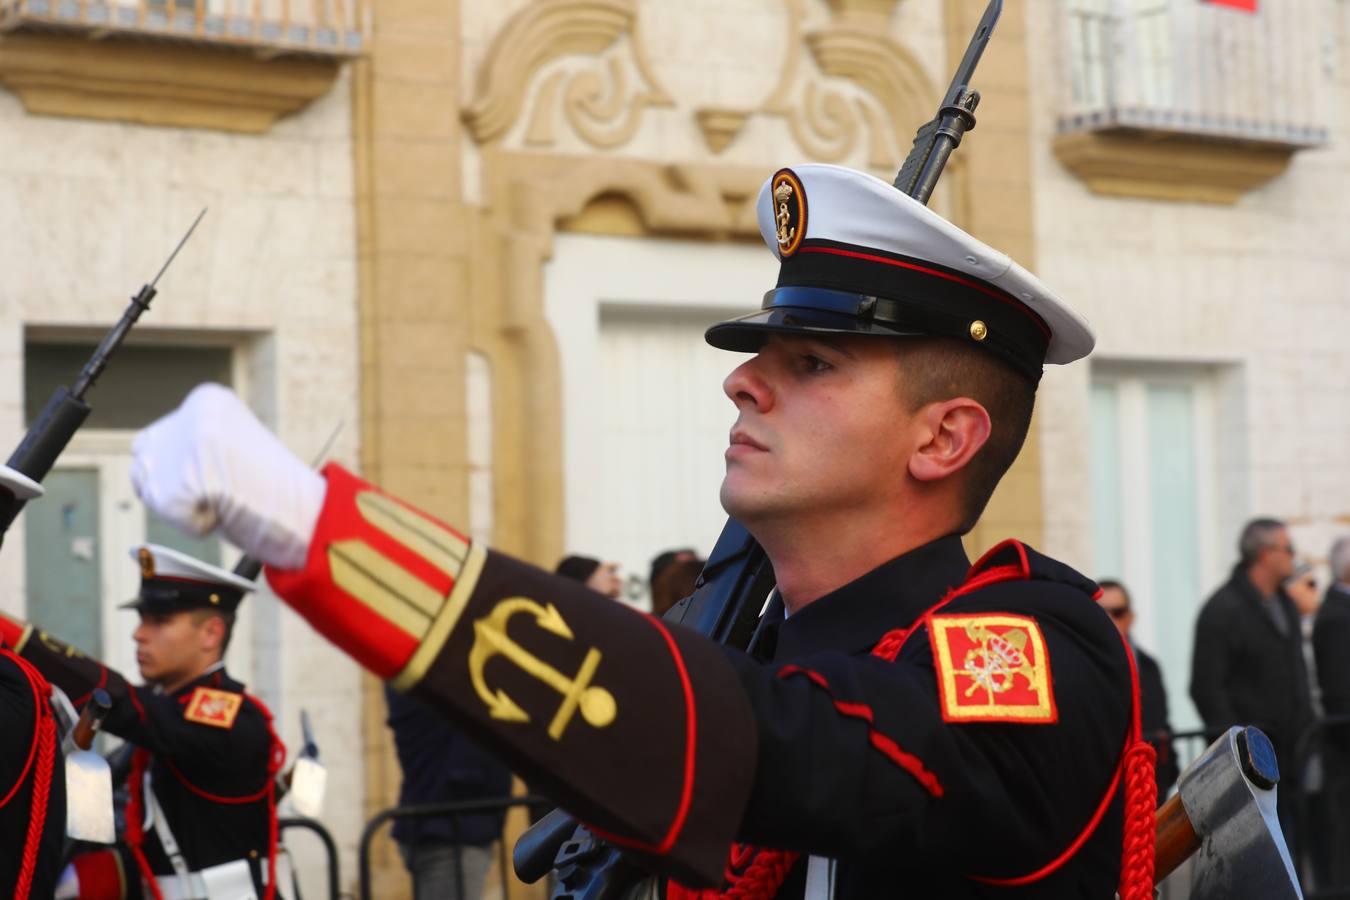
[130,384,327,570]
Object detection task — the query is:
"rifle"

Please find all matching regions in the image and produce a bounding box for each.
[514,4,1004,894]
[0,210,207,536]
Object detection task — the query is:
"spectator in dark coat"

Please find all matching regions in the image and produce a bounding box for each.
[1313,536,1350,885]
[1096,579,1178,798]
[1190,517,1311,840]
[385,685,513,900]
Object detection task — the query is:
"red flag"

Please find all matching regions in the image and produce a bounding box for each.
[1207,0,1257,11]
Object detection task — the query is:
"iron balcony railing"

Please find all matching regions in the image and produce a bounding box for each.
[0,0,369,57]
[1059,0,1329,148]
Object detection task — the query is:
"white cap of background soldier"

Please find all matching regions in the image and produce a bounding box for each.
[0,464,43,548]
[123,544,256,619]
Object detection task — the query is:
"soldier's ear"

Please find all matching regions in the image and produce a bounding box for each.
[907,397,991,484]
[197,613,227,653]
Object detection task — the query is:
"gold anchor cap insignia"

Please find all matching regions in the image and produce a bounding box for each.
[138,547,155,579]
[771,169,807,258]
[468,597,617,741]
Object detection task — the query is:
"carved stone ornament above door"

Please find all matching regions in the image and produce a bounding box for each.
[462,0,937,174]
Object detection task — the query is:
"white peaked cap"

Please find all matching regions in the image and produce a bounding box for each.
[128,543,256,594]
[705,164,1095,380]
[0,465,42,500]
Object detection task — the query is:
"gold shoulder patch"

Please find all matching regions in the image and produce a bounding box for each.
[929,613,1056,724]
[184,687,243,729]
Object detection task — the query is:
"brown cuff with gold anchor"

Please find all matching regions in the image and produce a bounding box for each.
[266,464,757,886]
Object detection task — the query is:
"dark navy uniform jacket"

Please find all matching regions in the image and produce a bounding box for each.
[15,631,277,897]
[721,535,1131,897]
[0,646,65,900]
[265,464,1138,894]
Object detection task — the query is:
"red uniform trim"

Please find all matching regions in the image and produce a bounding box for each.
[775,664,943,798]
[796,245,1053,339]
[0,649,56,900]
[587,615,698,856]
[125,693,286,900]
[128,685,148,723]
[70,849,127,900]
[71,665,110,709]
[931,539,1147,889]
[0,648,43,810]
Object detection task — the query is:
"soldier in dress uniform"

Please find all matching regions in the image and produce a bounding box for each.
[0,464,66,900]
[0,543,287,900]
[131,164,1156,897]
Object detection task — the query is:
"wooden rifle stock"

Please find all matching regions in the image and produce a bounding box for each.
[1153,792,1199,884]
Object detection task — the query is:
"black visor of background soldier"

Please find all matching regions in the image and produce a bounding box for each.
[703,165,1095,381]
[0,464,42,550]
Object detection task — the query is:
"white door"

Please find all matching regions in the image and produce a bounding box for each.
[545,233,777,607]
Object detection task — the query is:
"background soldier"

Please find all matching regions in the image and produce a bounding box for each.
[130,163,1156,897]
[0,464,65,900]
[1,544,286,900]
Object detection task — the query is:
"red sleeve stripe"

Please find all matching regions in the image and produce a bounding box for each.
[589,614,697,856]
[776,664,943,798]
[71,666,110,709]
[127,685,148,723]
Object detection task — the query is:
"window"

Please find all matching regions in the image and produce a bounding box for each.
[22,340,238,677]
[1090,363,1230,730]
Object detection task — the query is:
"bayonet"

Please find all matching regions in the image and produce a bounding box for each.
[893,0,1003,204]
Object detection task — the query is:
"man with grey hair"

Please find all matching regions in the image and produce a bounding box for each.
[1312,535,1350,883]
[1190,517,1311,840]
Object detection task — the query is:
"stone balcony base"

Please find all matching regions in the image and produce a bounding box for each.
[1053,128,1303,205]
[0,30,341,133]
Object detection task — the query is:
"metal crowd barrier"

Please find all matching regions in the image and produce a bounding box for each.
[279,816,342,900]
[358,795,546,900]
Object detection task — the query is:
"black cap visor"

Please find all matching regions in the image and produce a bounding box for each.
[705,287,928,353]
[705,284,1046,381]
[120,578,244,615]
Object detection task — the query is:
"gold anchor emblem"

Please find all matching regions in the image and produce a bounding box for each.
[468,597,617,741]
[774,180,795,249]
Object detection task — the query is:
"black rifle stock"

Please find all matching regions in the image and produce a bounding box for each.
[0,211,206,536]
[514,2,1005,892]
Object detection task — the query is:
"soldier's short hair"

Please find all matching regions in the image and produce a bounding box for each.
[190,608,237,655]
[1238,518,1287,566]
[895,338,1036,534]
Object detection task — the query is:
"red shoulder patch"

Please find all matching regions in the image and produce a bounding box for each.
[929,613,1057,724]
[183,687,243,729]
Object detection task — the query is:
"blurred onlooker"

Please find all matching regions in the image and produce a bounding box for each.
[1190,517,1312,840]
[1286,561,1323,713]
[649,547,698,593]
[385,686,513,900]
[1313,537,1350,886]
[556,554,623,599]
[1096,579,1178,799]
[651,555,705,618]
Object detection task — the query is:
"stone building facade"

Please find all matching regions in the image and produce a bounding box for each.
[0,0,1346,895]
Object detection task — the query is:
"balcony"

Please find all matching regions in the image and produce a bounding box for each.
[1054,0,1330,203]
[0,0,368,56]
[0,0,369,132]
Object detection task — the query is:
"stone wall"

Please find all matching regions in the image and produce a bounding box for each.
[0,67,365,893]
